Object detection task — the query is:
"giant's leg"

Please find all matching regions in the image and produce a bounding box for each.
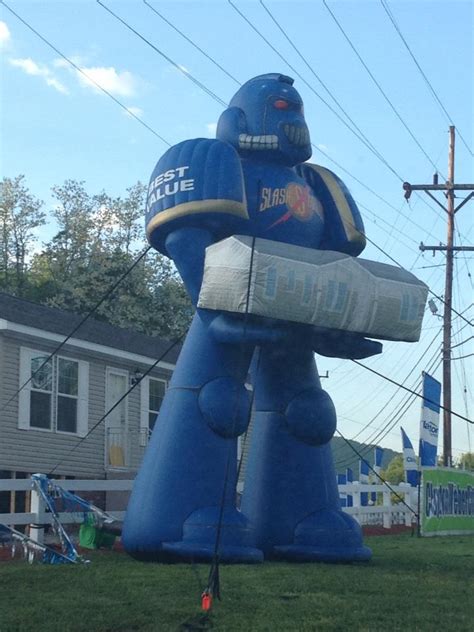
[241,341,371,562]
[122,310,262,562]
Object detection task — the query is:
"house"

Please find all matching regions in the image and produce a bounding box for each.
[0,292,180,512]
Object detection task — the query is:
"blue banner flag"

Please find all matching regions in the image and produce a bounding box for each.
[401,427,419,487]
[371,446,384,503]
[374,446,384,473]
[346,468,353,507]
[419,372,441,466]
[360,459,369,506]
[337,473,347,507]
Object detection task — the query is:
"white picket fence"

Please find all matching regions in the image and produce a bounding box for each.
[0,478,417,546]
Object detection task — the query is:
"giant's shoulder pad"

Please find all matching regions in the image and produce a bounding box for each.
[146,138,248,255]
[296,163,366,256]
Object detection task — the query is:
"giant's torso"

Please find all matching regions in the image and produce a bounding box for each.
[145,138,365,258]
[239,160,325,249]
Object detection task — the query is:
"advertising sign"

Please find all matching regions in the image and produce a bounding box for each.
[421,467,474,536]
[419,372,441,466]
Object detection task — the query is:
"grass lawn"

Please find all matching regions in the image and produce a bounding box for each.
[1,534,473,631]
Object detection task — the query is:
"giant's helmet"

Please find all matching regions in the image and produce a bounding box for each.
[216,73,312,167]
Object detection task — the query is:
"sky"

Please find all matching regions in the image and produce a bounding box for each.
[0,0,473,462]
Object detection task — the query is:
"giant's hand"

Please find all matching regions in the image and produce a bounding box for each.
[209,313,289,345]
[311,328,382,360]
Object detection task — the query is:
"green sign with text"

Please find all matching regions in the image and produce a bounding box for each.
[421,467,474,536]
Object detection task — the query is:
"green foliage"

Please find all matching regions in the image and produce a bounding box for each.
[457,452,474,471]
[0,535,473,631]
[381,453,405,484]
[0,175,45,296]
[0,176,193,338]
[332,438,399,476]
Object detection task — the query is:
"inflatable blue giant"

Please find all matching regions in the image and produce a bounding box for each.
[123,74,381,563]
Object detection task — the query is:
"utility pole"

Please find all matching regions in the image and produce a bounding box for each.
[403,126,474,467]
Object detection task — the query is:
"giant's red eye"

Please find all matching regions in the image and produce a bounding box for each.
[274,99,289,110]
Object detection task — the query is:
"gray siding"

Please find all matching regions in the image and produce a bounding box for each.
[0,330,172,479]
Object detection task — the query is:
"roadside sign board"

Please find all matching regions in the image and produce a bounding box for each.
[421,467,474,536]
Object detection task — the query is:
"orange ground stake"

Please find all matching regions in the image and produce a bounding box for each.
[201,590,213,612]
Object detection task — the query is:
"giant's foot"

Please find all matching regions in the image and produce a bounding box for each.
[162,506,263,564]
[273,510,371,563]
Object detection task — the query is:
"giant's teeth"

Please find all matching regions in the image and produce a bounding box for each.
[239,133,279,150]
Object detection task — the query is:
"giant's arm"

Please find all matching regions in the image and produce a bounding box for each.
[146,138,248,304]
[297,163,382,359]
[296,163,366,256]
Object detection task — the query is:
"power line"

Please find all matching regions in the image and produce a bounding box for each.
[229,0,449,229]
[95,0,451,252]
[363,230,474,328]
[322,0,446,179]
[228,0,401,179]
[259,0,383,159]
[335,354,443,469]
[97,0,228,108]
[142,0,241,86]
[338,325,443,446]
[352,353,442,454]
[333,328,442,461]
[312,144,440,243]
[105,0,436,246]
[380,0,473,157]
[0,1,171,148]
[352,358,472,424]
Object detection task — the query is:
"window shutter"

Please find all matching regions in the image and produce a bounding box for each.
[139,377,149,447]
[18,347,31,429]
[77,360,89,437]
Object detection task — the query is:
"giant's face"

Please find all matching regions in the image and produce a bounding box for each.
[217,74,312,167]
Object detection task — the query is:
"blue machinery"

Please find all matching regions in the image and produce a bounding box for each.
[123,74,384,563]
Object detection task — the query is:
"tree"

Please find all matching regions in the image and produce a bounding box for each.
[382,454,405,484]
[0,175,45,296]
[457,452,474,471]
[23,177,193,339]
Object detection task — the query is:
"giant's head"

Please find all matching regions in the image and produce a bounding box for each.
[216,73,312,167]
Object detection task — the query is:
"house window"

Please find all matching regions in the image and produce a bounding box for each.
[19,348,89,436]
[148,378,166,432]
[29,355,53,429]
[57,358,79,433]
[140,376,167,442]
